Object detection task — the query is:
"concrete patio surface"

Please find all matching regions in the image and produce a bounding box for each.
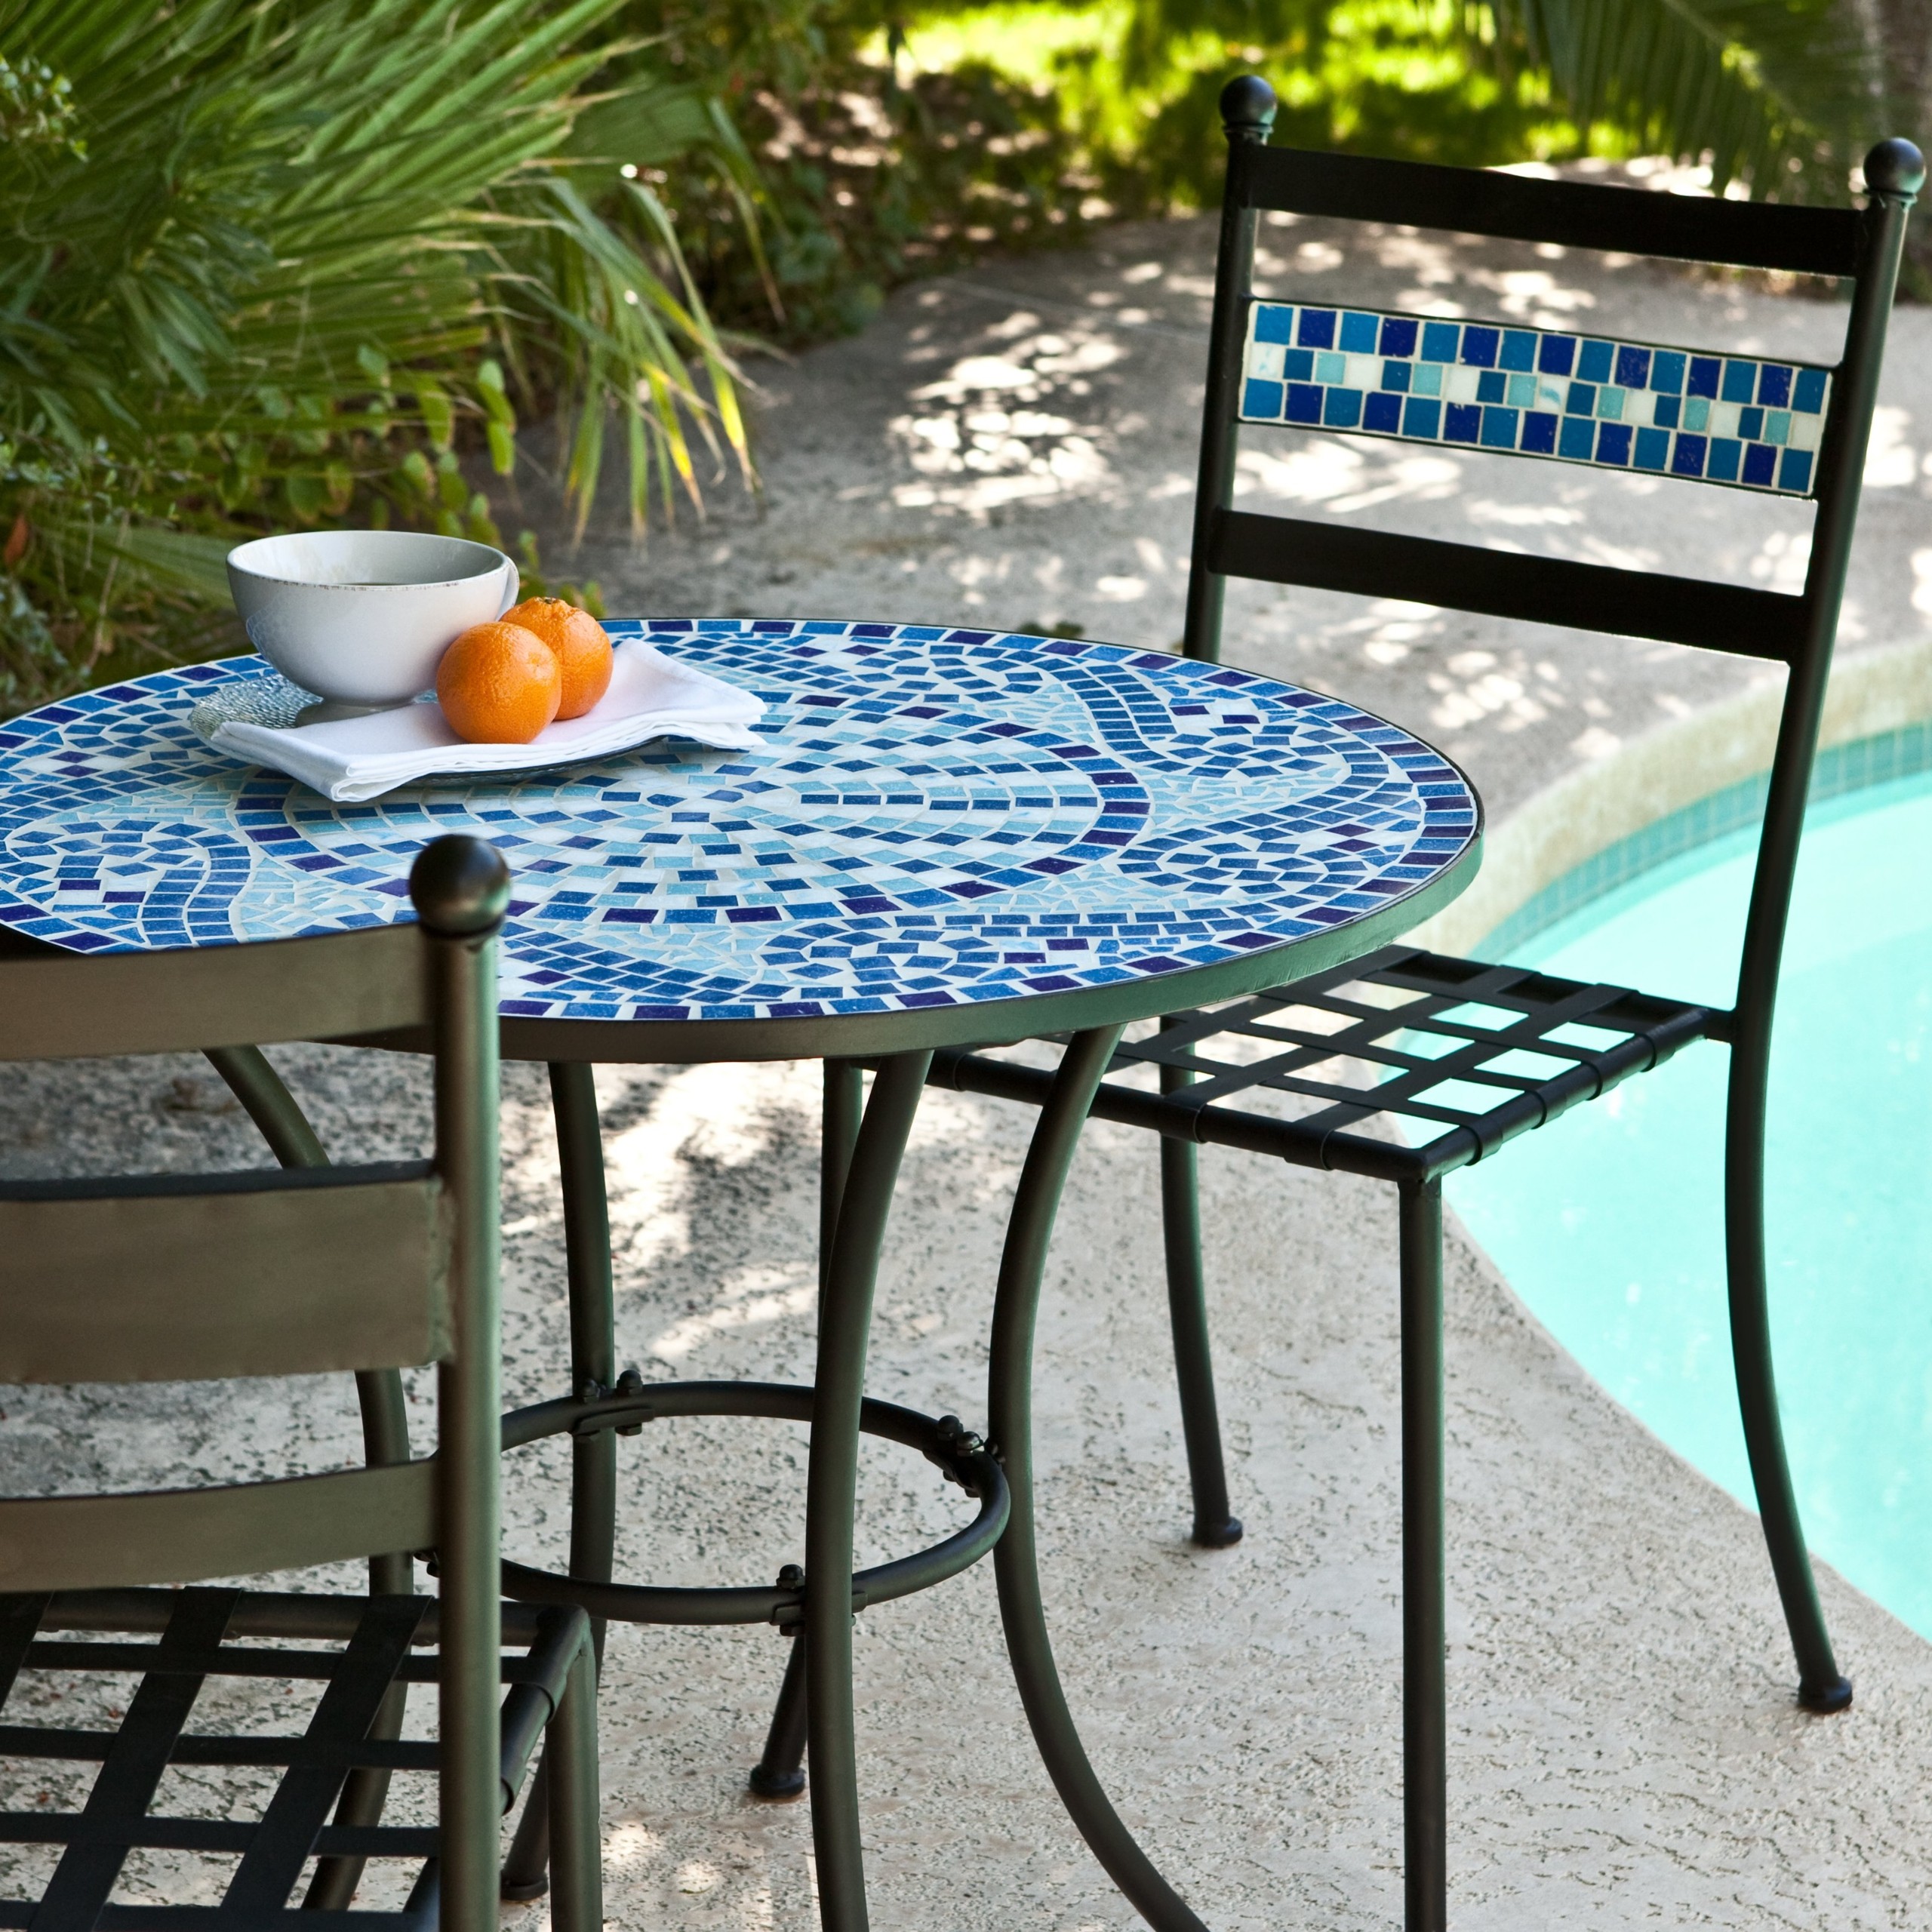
[5,198,1932,1927]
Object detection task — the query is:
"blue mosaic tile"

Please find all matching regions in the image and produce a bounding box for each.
[0,623,1477,1024]
[1241,300,1831,497]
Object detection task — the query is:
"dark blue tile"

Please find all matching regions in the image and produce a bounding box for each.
[1420,319,1460,362]
[1595,421,1632,465]
[1742,441,1777,486]
[1616,344,1651,388]
[1521,411,1558,454]
[1721,359,1757,402]
[1634,426,1670,469]
[1537,334,1577,376]
[1757,363,1792,407]
[1402,396,1441,438]
[1793,366,1828,414]
[1379,315,1419,357]
[1243,378,1284,418]
[1285,382,1323,423]
[1707,436,1742,481]
[1340,310,1379,351]
[1363,390,1403,433]
[1460,325,1500,368]
[1444,402,1481,442]
[1500,330,1537,371]
[1476,370,1507,404]
[1577,339,1614,383]
[1479,405,1520,449]
[1671,433,1708,477]
[1687,355,1721,398]
[1322,386,1363,429]
[1779,447,1814,493]
[1297,308,1337,347]
[1380,358,1411,392]
[1254,304,1295,343]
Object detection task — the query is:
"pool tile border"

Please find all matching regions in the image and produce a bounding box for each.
[1482,719,1932,955]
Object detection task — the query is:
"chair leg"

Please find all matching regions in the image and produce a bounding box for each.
[546,1635,605,1932]
[746,1625,808,1799]
[1159,1131,1242,1547]
[1398,1179,1445,1932]
[1724,1092,1851,1711]
[503,1063,620,1901]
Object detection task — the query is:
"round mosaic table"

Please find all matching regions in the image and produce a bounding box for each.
[0,619,1480,1061]
[0,620,1480,1932]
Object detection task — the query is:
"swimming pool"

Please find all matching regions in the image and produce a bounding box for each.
[1447,753,1932,1639]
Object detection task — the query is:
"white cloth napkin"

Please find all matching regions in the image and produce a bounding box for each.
[205,641,763,802]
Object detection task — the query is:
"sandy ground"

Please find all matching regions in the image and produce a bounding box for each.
[5,205,1932,1929]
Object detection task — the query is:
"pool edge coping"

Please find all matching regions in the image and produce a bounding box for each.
[1403,632,1932,956]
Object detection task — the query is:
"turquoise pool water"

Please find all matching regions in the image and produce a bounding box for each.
[1447,768,1932,1638]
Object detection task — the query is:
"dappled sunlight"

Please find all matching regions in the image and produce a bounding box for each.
[1427,648,1558,735]
[1865,405,1920,489]
[1235,438,1463,513]
[889,319,1125,516]
[596,1060,819,1276]
[646,1261,816,1363]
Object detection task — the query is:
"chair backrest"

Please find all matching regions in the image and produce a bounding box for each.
[1183,77,1921,1034]
[0,834,509,1595]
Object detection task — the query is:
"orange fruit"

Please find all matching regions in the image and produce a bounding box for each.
[501,597,612,719]
[436,621,562,743]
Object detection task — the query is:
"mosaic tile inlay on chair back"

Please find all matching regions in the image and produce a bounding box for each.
[1239,300,1830,496]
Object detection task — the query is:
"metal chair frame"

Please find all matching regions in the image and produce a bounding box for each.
[915,75,1924,1932]
[0,836,601,1932]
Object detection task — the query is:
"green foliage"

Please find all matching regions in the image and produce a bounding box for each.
[0,0,1906,714]
[894,0,1879,207]
[608,1,1099,342]
[0,0,745,709]
[1494,1,1873,197]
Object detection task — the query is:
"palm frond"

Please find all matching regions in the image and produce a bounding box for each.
[0,0,753,705]
[1492,0,1875,195]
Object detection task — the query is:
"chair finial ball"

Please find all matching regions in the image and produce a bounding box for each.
[411,835,511,937]
[1220,74,1277,138]
[1863,138,1925,198]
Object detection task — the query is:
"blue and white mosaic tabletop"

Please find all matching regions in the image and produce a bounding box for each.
[0,621,1480,1036]
[1241,300,1831,497]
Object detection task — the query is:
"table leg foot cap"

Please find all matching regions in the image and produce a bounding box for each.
[1799,1674,1852,1714]
[500,1876,550,1902]
[748,1765,807,1801]
[1190,1515,1244,1549]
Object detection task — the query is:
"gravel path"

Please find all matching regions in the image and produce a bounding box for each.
[5,205,1930,1928]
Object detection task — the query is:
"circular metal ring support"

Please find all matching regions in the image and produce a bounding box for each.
[497,1379,1008,1627]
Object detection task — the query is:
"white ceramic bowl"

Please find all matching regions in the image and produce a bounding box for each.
[226,531,518,707]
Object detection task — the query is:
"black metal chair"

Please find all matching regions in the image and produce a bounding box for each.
[913,78,1922,1932]
[0,835,602,1932]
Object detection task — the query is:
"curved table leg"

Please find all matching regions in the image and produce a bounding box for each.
[988,1024,1211,1932]
[807,1051,931,1932]
[744,1060,869,1802]
[503,1060,620,1900]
